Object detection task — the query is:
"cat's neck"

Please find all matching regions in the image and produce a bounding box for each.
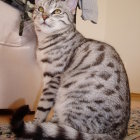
[36,24,76,45]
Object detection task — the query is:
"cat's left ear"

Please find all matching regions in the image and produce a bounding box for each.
[65,0,78,14]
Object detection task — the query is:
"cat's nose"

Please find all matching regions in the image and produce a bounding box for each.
[42,14,48,21]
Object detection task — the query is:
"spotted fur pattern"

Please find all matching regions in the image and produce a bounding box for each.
[11,0,130,139]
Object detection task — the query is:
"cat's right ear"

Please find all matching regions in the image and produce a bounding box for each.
[35,0,39,4]
[65,0,78,14]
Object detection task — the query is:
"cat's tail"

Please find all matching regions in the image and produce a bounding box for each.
[10,105,114,140]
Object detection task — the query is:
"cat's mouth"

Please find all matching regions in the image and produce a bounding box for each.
[42,21,47,25]
[41,21,52,28]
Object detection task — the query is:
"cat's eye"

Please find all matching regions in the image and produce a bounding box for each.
[38,6,44,13]
[52,9,62,14]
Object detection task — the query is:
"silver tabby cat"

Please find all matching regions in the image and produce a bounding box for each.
[11,0,130,139]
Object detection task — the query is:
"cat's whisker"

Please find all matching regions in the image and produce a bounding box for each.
[23,22,34,30]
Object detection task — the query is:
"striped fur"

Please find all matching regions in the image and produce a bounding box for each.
[11,105,114,140]
[11,0,130,140]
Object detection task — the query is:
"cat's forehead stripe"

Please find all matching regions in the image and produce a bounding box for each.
[37,0,57,14]
[44,1,57,8]
[48,0,55,6]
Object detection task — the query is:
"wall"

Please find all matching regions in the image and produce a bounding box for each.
[0,0,140,109]
[76,0,140,93]
[0,1,42,109]
[76,0,107,41]
[105,0,140,93]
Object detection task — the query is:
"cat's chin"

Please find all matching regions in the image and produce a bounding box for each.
[40,22,48,26]
[38,26,55,35]
[41,23,47,28]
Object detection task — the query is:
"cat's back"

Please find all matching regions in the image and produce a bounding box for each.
[63,38,130,104]
[57,38,130,136]
[66,37,127,76]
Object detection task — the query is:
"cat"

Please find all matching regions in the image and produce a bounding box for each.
[10,0,130,139]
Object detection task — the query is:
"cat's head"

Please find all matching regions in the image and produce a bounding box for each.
[33,0,78,35]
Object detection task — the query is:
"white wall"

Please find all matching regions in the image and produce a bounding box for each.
[76,0,107,41]
[76,0,140,93]
[105,0,140,93]
[0,0,140,109]
[0,1,42,109]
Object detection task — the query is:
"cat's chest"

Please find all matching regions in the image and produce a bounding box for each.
[36,48,69,72]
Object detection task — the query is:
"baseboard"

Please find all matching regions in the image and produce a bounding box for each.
[0,93,139,115]
[0,109,13,115]
[131,93,140,98]
[0,109,35,115]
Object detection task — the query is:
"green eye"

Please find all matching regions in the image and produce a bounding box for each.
[38,6,44,12]
[53,9,61,14]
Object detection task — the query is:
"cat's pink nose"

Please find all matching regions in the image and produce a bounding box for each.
[42,14,47,20]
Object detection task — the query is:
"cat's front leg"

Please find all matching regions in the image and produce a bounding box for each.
[34,74,60,123]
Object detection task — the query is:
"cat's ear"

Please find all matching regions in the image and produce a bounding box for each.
[65,0,78,14]
[35,0,39,4]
